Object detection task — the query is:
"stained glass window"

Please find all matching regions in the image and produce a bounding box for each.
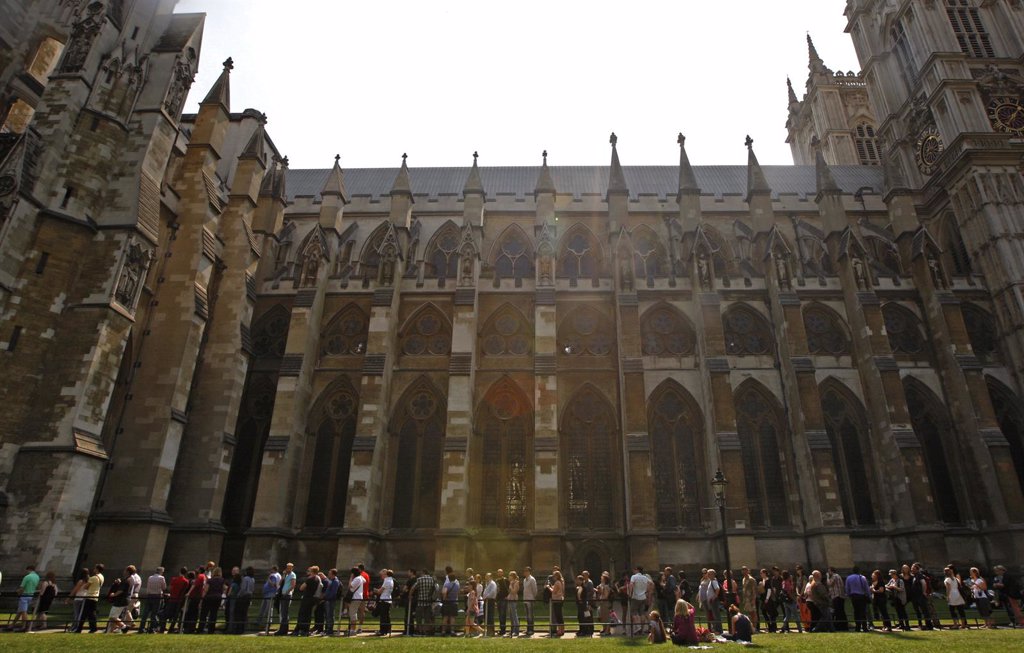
[904,379,962,524]
[252,306,289,359]
[493,227,534,281]
[559,228,600,281]
[632,227,668,284]
[320,305,367,357]
[641,305,695,356]
[804,305,851,355]
[649,383,704,530]
[882,304,927,356]
[478,380,531,529]
[481,306,531,357]
[987,378,1024,499]
[735,384,790,528]
[962,303,998,361]
[223,375,277,531]
[723,304,774,356]
[564,386,615,530]
[391,381,445,529]
[428,223,460,280]
[558,306,615,357]
[401,306,451,356]
[305,383,358,528]
[821,386,875,526]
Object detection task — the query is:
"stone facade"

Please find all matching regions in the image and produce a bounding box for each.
[2,0,1024,579]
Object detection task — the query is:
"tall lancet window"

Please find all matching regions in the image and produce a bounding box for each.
[563,386,615,530]
[478,379,532,529]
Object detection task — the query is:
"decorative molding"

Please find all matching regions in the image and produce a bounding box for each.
[717,431,741,451]
[535,287,556,306]
[626,432,649,451]
[956,354,983,371]
[980,427,1008,447]
[893,428,919,449]
[352,437,376,452]
[294,288,316,308]
[806,429,831,450]
[706,357,730,373]
[371,288,394,307]
[791,357,815,372]
[362,353,386,376]
[622,357,643,373]
[873,356,898,371]
[444,437,468,452]
[699,292,722,306]
[534,437,558,452]
[534,354,556,375]
[617,293,638,307]
[265,436,289,452]
[454,288,476,306]
[170,408,188,424]
[449,352,472,375]
[279,353,303,376]
[856,291,879,305]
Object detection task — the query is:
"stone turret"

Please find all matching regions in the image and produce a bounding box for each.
[676,133,701,229]
[534,149,556,224]
[462,151,485,226]
[389,153,413,227]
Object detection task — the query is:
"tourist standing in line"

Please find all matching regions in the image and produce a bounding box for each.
[138,566,166,634]
[869,569,891,631]
[794,565,811,631]
[293,566,321,636]
[413,569,436,636]
[321,568,340,636]
[507,570,521,637]
[376,568,394,636]
[740,567,757,631]
[71,564,104,634]
[464,580,483,637]
[969,567,993,629]
[846,567,870,632]
[13,565,40,632]
[808,570,831,632]
[123,565,142,632]
[598,572,613,636]
[549,570,565,637]
[658,567,676,626]
[628,565,650,637]
[993,565,1022,626]
[67,567,90,632]
[257,565,280,634]
[33,571,58,631]
[402,569,417,635]
[234,567,255,634]
[275,562,296,635]
[164,568,191,633]
[495,568,509,636]
[826,567,847,631]
[441,567,460,636]
[944,566,968,629]
[886,568,910,631]
[183,565,206,633]
[200,567,226,634]
[705,569,722,634]
[347,567,366,636]
[780,570,802,633]
[522,566,537,636]
[482,572,497,636]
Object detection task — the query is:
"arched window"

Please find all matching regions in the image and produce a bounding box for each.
[563,386,615,530]
[641,305,695,356]
[391,379,446,529]
[723,304,774,356]
[305,381,358,528]
[986,378,1024,498]
[558,305,615,357]
[480,305,531,357]
[632,226,668,283]
[251,306,289,359]
[558,226,600,281]
[735,383,790,528]
[854,123,881,166]
[803,304,851,355]
[477,379,532,529]
[427,222,460,280]
[493,226,534,282]
[962,303,998,362]
[360,223,389,278]
[904,379,962,524]
[320,305,367,357]
[946,225,973,276]
[882,304,927,357]
[820,384,876,526]
[946,0,994,58]
[648,382,705,530]
[399,305,451,357]
[223,375,278,532]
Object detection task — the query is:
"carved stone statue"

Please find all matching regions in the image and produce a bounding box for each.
[459,253,474,287]
[852,256,869,290]
[59,2,104,74]
[697,253,712,291]
[381,245,397,286]
[538,249,554,286]
[775,254,791,290]
[300,250,320,287]
[114,241,151,310]
[619,251,634,291]
[927,252,946,289]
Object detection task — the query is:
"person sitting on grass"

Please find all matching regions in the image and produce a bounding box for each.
[670,599,699,646]
[723,605,754,643]
[647,610,667,643]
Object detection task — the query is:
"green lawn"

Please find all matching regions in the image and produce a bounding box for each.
[0,629,1020,652]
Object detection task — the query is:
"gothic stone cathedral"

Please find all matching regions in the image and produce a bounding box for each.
[3,0,1024,579]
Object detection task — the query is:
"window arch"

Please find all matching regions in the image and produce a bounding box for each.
[223,374,277,532]
[558,225,601,282]
[735,382,790,528]
[882,304,927,357]
[480,304,532,357]
[492,225,534,282]
[305,379,359,528]
[426,221,460,280]
[946,0,994,58]
[986,377,1024,499]
[399,304,451,357]
[320,305,368,357]
[558,305,615,357]
[640,304,695,356]
[391,378,446,529]
[632,225,669,283]
[854,123,881,166]
[946,224,973,276]
[648,381,705,530]
[904,378,962,524]
[251,305,290,359]
[723,304,774,356]
[359,222,389,277]
[562,385,616,530]
[820,382,876,526]
[477,378,533,529]
[803,304,851,355]
[962,303,998,362]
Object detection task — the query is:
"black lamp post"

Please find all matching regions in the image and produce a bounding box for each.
[711,468,730,577]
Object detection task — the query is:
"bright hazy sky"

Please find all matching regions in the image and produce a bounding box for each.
[174,0,860,169]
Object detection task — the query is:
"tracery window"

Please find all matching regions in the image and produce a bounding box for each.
[252,306,289,358]
[320,305,367,357]
[947,227,973,276]
[962,303,998,361]
[821,386,876,526]
[641,305,695,356]
[427,222,460,280]
[882,304,927,356]
[481,305,531,357]
[904,379,962,524]
[723,304,774,356]
[892,19,918,87]
[400,306,451,357]
[735,384,790,529]
[986,378,1024,498]
[946,0,994,58]
[559,227,600,281]
[649,383,704,530]
[854,123,880,166]
[223,375,277,531]
[803,305,851,355]
[563,386,615,530]
[558,306,615,357]
[493,226,534,282]
[391,380,446,529]
[305,382,358,528]
[360,223,388,277]
[632,227,668,283]
[478,380,532,529]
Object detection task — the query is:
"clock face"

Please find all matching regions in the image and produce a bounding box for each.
[915,126,943,176]
[988,96,1024,135]
[0,174,15,197]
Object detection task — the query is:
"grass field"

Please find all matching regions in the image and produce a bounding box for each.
[0,629,1020,652]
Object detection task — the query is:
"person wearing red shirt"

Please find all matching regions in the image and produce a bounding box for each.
[183,567,206,633]
[162,568,191,633]
[358,564,371,633]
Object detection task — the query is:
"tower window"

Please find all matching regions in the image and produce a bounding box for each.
[946,1,995,58]
[891,20,918,88]
[854,123,881,166]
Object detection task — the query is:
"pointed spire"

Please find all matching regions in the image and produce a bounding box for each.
[807,34,828,75]
[239,113,267,161]
[259,154,288,201]
[787,77,798,105]
[676,133,699,198]
[463,150,484,197]
[200,57,233,110]
[320,152,349,202]
[745,135,771,202]
[390,152,413,197]
[534,149,556,197]
[813,137,840,196]
[607,132,629,198]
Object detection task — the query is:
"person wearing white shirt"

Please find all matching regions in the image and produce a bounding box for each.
[628,566,650,636]
[482,573,498,636]
[522,567,538,637]
[376,569,395,635]
[347,567,365,636]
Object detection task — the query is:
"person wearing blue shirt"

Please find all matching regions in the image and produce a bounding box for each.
[324,569,341,636]
[845,568,871,633]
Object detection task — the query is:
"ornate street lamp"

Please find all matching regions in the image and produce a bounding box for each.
[711,468,731,577]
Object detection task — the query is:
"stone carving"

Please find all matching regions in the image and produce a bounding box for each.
[927,250,947,289]
[59,2,104,74]
[380,244,397,286]
[459,252,474,287]
[775,254,791,290]
[852,255,870,290]
[164,50,196,119]
[114,240,152,310]
[405,219,421,276]
[696,253,712,291]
